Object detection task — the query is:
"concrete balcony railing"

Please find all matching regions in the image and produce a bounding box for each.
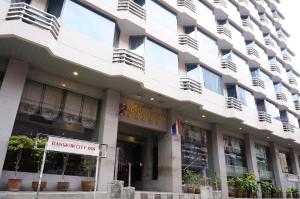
[112,49,145,70]
[283,54,292,62]
[238,0,249,5]
[252,77,265,89]
[259,170,273,180]
[247,47,259,58]
[226,97,243,111]
[276,92,287,102]
[242,19,254,30]
[117,0,146,20]
[289,78,298,86]
[270,63,281,74]
[226,165,248,177]
[265,38,275,48]
[177,0,196,13]
[213,0,227,8]
[295,102,300,111]
[5,2,60,39]
[178,34,199,50]
[221,59,237,72]
[258,111,272,123]
[278,31,287,41]
[259,15,270,25]
[217,25,232,38]
[180,78,202,94]
[282,122,294,133]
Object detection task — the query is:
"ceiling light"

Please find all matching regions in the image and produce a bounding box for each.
[239,127,242,130]
[266,136,270,139]
[150,97,154,101]
[62,83,66,87]
[73,71,79,76]
[288,144,291,146]
[202,115,206,118]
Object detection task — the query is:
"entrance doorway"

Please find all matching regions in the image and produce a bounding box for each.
[117,135,144,187]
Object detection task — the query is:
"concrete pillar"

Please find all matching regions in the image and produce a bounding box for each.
[211,124,228,197]
[245,134,261,197]
[95,90,120,191]
[289,148,300,189]
[0,59,28,177]
[270,142,286,197]
[157,110,182,192]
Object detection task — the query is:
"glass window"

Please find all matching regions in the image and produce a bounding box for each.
[260,71,274,91]
[62,0,116,46]
[202,67,223,95]
[129,36,145,56]
[197,30,219,57]
[145,39,178,75]
[46,0,64,17]
[195,1,215,24]
[256,99,266,112]
[147,0,177,32]
[238,86,254,107]
[265,101,280,120]
[186,64,202,82]
[287,112,299,128]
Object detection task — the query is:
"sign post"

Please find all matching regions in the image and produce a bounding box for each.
[34,134,107,199]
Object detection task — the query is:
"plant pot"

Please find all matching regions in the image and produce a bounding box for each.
[293,192,300,198]
[32,181,47,191]
[81,180,93,191]
[7,179,22,191]
[195,187,200,194]
[187,187,195,194]
[229,192,236,198]
[57,181,70,192]
[236,191,243,198]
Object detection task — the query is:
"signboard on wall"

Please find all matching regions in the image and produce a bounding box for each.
[118,98,168,132]
[46,136,100,157]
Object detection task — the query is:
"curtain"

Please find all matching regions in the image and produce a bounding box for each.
[63,92,82,124]
[41,86,63,120]
[19,80,43,115]
[81,96,98,129]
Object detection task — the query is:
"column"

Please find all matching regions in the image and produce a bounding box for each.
[270,142,286,197]
[245,134,261,197]
[0,59,28,177]
[289,148,300,189]
[157,110,182,192]
[95,90,120,191]
[211,124,228,197]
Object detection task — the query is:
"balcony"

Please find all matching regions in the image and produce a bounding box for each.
[247,47,259,58]
[289,78,297,86]
[276,92,287,102]
[282,122,294,133]
[252,77,265,89]
[270,63,281,74]
[178,34,198,50]
[226,165,247,177]
[295,102,300,111]
[112,49,145,70]
[117,0,146,20]
[259,170,273,180]
[265,38,275,48]
[217,25,232,38]
[5,2,60,39]
[242,19,253,30]
[221,59,237,72]
[180,78,202,94]
[213,0,227,8]
[226,97,242,111]
[258,111,272,123]
[177,0,196,13]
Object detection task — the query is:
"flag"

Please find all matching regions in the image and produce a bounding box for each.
[171,118,182,136]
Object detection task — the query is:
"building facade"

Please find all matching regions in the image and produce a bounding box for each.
[0,0,299,197]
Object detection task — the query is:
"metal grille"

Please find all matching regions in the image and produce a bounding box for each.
[282,122,294,133]
[258,111,272,123]
[252,78,265,89]
[276,92,287,102]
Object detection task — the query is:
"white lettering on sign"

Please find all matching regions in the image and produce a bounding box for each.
[46,136,100,157]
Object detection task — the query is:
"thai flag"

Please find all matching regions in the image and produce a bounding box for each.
[171,118,182,136]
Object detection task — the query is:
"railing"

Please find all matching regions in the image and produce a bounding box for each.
[277,31,287,41]
[258,111,272,123]
[117,0,146,20]
[5,2,60,39]
[213,0,227,8]
[247,47,259,58]
[276,92,287,102]
[238,0,249,5]
[177,0,196,13]
[242,19,253,30]
[226,97,243,111]
[259,170,273,180]
[217,25,232,38]
[289,78,297,86]
[270,63,281,73]
[260,15,269,25]
[265,38,275,48]
[112,49,145,70]
[180,78,202,94]
[178,34,199,50]
[295,102,300,111]
[225,145,241,154]
[282,122,294,133]
[283,54,292,62]
[221,59,237,72]
[226,165,247,177]
[252,77,265,89]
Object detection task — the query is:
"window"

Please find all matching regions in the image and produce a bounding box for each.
[202,67,223,95]
[186,64,202,82]
[195,1,215,24]
[279,152,292,174]
[265,101,280,120]
[256,99,266,112]
[129,36,145,56]
[238,86,254,107]
[260,70,274,91]
[46,0,64,18]
[62,0,116,46]
[197,30,219,57]
[145,39,178,75]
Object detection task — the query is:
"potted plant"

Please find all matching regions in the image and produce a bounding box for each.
[81,156,96,191]
[292,188,299,198]
[235,177,246,198]
[261,181,273,198]
[7,135,34,191]
[57,154,70,191]
[286,187,293,198]
[182,170,198,194]
[227,177,236,197]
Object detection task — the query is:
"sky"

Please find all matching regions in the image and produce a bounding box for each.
[280,0,300,63]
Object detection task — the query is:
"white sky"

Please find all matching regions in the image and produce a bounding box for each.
[280,1,300,63]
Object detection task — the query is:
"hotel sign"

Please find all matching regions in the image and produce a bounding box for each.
[46,136,100,157]
[119,98,168,131]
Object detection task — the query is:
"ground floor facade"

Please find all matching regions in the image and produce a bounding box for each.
[0,58,300,197]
